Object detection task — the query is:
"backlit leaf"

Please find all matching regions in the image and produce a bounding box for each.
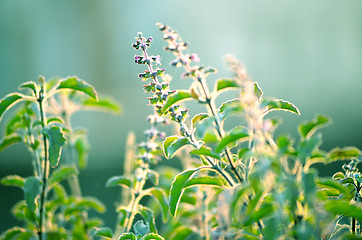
[214,78,240,93]
[134,220,150,237]
[75,134,90,169]
[106,176,132,188]
[0,93,29,121]
[23,177,42,211]
[160,90,192,114]
[82,96,122,114]
[262,98,300,116]
[163,136,191,159]
[327,147,361,162]
[19,81,38,95]
[169,169,197,217]
[48,166,78,186]
[254,82,263,101]
[298,115,331,139]
[216,126,249,153]
[184,176,224,188]
[148,188,169,222]
[190,146,220,160]
[138,207,157,233]
[1,175,25,188]
[0,134,22,152]
[56,76,98,100]
[325,200,362,222]
[90,227,113,239]
[140,233,165,240]
[191,113,209,128]
[41,126,66,167]
[118,232,136,240]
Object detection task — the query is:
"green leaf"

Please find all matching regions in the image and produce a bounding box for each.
[56,76,98,100]
[0,134,22,152]
[2,227,35,240]
[134,220,150,237]
[82,95,122,114]
[169,226,194,240]
[298,115,331,139]
[118,232,136,240]
[163,136,191,159]
[254,82,263,101]
[77,196,106,213]
[148,188,169,222]
[184,176,224,188]
[47,117,64,125]
[41,126,66,167]
[261,98,300,116]
[191,113,209,128]
[74,134,90,169]
[214,78,240,93]
[19,81,38,95]
[1,175,25,188]
[244,203,274,226]
[160,90,192,114]
[169,169,197,217]
[218,98,244,120]
[332,172,345,180]
[190,146,220,160]
[216,126,249,153]
[138,207,157,233]
[48,166,78,186]
[325,200,362,221]
[298,134,322,164]
[327,147,361,162]
[106,176,132,188]
[23,176,42,211]
[317,178,350,197]
[140,233,165,240]
[0,93,28,121]
[90,227,113,239]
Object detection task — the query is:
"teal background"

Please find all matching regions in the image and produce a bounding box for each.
[1,0,362,231]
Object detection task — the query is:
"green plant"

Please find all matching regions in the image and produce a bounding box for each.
[1,23,362,240]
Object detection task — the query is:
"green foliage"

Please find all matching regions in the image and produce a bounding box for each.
[41,126,66,167]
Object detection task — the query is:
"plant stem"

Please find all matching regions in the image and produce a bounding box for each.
[38,95,48,240]
[197,77,244,183]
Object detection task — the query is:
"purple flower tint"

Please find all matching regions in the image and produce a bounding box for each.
[190,53,200,62]
[152,55,161,65]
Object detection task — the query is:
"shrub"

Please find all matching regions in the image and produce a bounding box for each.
[1,23,361,240]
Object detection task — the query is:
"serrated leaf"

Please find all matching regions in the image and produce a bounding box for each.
[48,166,78,186]
[138,207,157,233]
[0,93,29,121]
[82,96,122,114]
[218,98,244,120]
[23,177,42,211]
[134,220,150,237]
[41,126,66,167]
[90,227,113,239]
[118,232,136,240]
[169,169,197,217]
[214,79,240,93]
[140,233,165,240]
[106,176,132,188]
[327,147,361,162]
[160,90,192,114]
[0,134,22,152]
[163,136,191,159]
[1,175,25,188]
[190,146,220,160]
[191,113,209,128]
[298,115,331,139]
[184,176,224,188]
[56,76,98,100]
[325,200,362,221]
[19,81,38,95]
[216,126,249,153]
[262,98,300,116]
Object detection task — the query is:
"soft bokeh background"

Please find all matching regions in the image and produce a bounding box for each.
[1,0,361,231]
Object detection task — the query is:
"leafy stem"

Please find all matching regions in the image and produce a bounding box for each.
[38,78,49,240]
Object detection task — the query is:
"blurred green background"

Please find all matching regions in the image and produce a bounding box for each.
[1,0,361,231]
